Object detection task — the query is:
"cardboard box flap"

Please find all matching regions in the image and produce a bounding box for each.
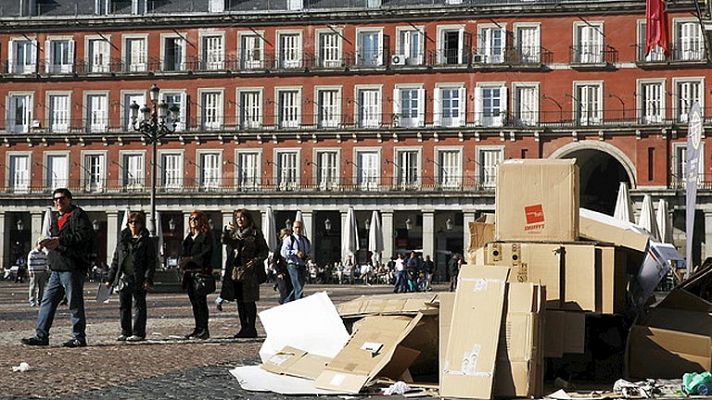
[262,346,332,380]
[580,208,650,252]
[441,266,510,399]
[657,287,712,313]
[641,307,712,337]
[627,325,712,378]
[677,262,712,293]
[469,221,495,253]
[337,293,439,317]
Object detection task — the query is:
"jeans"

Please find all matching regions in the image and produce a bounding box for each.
[187,283,209,332]
[394,271,407,293]
[35,270,86,341]
[286,264,305,302]
[119,286,147,337]
[29,271,49,305]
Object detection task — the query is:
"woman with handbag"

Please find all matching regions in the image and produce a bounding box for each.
[180,210,215,340]
[219,209,269,338]
[106,211,157,342]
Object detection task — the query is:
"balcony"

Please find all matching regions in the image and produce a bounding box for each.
[635,42,707,66]
[569,45,618,68]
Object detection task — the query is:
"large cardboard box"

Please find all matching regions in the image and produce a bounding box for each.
[495,159,579,242]
[469,214,496,253]
[579,208,649,253]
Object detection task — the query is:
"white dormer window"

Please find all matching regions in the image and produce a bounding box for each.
[208,0,225,12]
[132,0,146,15]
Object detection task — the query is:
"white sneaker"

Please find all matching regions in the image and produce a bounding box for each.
[126,335,145,342]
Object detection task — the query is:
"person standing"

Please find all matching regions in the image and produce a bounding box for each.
[448,253,462,292]
[106,212,157,342]
[180,211,214,340]
[27,240,49,307]
[423,255,435,292]
[272,228,293,304]
[219,209,269,338]
[21,188,94,347]
[280,220,311,302]
[393,254,406,293]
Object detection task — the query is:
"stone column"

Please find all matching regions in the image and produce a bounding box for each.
[106,211,119,267]
[463,211,477,254]
[704,211,712,260]
[381,211,394,261]
[302,211,314,257]
[422,210,435,259]
[340,210,348,261]
[31,211,43,244]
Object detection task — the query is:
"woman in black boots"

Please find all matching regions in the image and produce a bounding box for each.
[180,210,215,340]
[219,209,268,338]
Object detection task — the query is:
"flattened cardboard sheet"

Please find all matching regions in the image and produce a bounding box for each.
[261,346,331,380]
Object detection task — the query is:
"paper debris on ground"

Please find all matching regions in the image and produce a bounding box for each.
[546,389,617,399]
[261,346,331,380]
[229,365,347,395]
[337,293,438,317]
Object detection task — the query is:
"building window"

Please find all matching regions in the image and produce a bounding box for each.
[357,88,381,128]
[123,153,144,189]
[574,83,602,126]
[84,153,105,192]
[637,22,666,62]
[7,94,33,134]
[316,150,339,190]
[200,90,223,130]
[9,155,30,193]
[199,152,221,190]
[240,33,263,69]
[236,151,260,190]
[675,80,703,122]
[48,94,70,133]
[124,93,146,130]
[163,36,186,71]
[95,0,110,14]
[277,89,301,128]
[46,39,74,74]
[46,154,69,190]
[574,22,603,63]
[87,38,110,73]
[356,29,383,66]
[639,81,664,124]
[475,85,507,127]
[125,37,147,72]
[8,39,37,74]
[395,28,424,65]
[515,25,540,63]
[675,21,703,61]
[318,31,341,68]
[276,151,298,191]
[208,0,224,12]
[201,35,224,70]
[434,86,465,127]
[287,0,303,10]
[238,90,262,129]
[395,149,419,189]
[437,27,467,65]
[478,148,503,189]
[86,94,108,133]
[317,89,340,128]
[131,0,146,15]
[356,151,379,190]
[161,153,183,190]
[477,26,505,64]
[160,91,186,131]
[278,33,302,69]
[674,143,705,185]
[393,87,424,128]
[437,149,461,189]
[513,84,539,126]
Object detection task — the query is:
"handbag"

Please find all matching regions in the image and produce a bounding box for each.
[192,273,216,296]
[232,259,267,284]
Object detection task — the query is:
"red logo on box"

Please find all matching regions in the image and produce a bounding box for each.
[525,204,544,224]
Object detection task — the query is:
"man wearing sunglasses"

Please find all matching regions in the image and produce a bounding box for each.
[22,188,95,348]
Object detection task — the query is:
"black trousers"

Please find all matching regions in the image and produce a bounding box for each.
[119,287,147,337]
[187,285,209,332]
[236,300,257,334]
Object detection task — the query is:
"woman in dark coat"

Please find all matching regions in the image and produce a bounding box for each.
[220,209,269,338]
[106,211,157,342]
[180,210,214,340]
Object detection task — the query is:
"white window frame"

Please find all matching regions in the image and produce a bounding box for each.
[234,149,262,190]
[476,146,504,189]
[477,24,507,64]
[434,146,463,189]
[314,86,342,128]
[122,34,148,72]
[287,0,303,11]
[393,146,422,189]
[198,88,224,130]
[637,79,666,124]
[46,91,72,133]
[313,148,341,191]
[395,26,425,65]
[45,36,75,74]
[236,87,263,129]
[6,92,34,134]
[637,20,666,62]
[672,142,705,186]
[84,91,109,133]
[8,37,38,75]
[160,33,187,72]
[513,23,541,63]
[573,21,604,63]
[121,90,147,130]
[275,87,302,129]
[199,31,225,70]
[6,152,31,193]
[208,0,225,12]
[436,25,465,65]
[392,84,425,128]
[159,90,187,131]
[355,28,384,67]
[355,84,382,128]
[131,0,146,15]
[572,81,603,126]
[196,150,223,191]
[276,30,303,69]
[353,147,381,191]
[85,35,111,73]
[512,82,539,126]
[82,151,107,193]
[673,77,704,123]
[119,150,146,190]
[159,150,184,191]
[274,148,301,191]
[44,152,70,190]
[434,83,466,128]
[474,82,507,127]
[95,0,110,15]
[674,18,704,61]
[315,28,343,68]
[238,31,265,70]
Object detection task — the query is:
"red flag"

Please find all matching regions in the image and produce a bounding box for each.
[646,0,670,55]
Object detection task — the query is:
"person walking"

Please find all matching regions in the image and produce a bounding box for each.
[180,210,215,340]
[219,209,269,338]
[393,254,406,293]
[280,220,311,302]
[448,253,462,292]
[106,211,157,342]
[423,255,434,292]
[272,228,293,304]
[27,240,49,307]
[21,188,95,347]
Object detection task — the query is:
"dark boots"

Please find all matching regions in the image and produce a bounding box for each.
[234,301,257,338]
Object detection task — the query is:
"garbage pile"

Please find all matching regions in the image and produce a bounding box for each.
[230,159,711,399]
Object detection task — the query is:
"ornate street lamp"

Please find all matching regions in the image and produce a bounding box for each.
[16,218,24,232]
[92,219,100,231]
[405,217,413,231]
[324,218,332,232]
[129,84,180,238]
[168,217,177,232]
[445,218,454,231]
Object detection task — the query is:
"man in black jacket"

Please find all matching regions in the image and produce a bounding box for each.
[22,188,95,348]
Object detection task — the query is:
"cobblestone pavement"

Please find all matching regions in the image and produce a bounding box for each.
[0,280,438,399]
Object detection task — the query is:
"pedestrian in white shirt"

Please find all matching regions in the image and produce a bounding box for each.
[27,240,49,307]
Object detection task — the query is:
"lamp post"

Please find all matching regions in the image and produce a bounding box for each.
[129,84,180,238]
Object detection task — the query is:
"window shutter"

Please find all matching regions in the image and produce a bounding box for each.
[458,28,465,63]
[499,86,508,126]
[458,87,466,126]
[31,40,38,66]
[8,41,14,73]
[417,88,425,126]
[68,39,75,70]
[392,88,400,126]
[44,40,51,73]
[474,86,482,126]
[433,88,441,127]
